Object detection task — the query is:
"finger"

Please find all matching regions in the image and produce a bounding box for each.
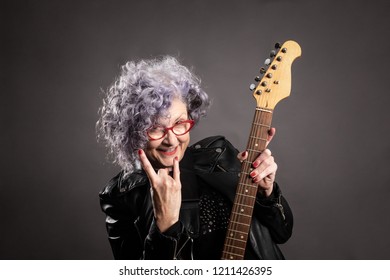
[138,149,157,180]
[258,161,278,180]
[172,156,180,182]
[237,151,248,162]
[251,161,277,182]
[265,127,276,148]
[157,168,170,176]
[258,149,272,162]
[250,157,274,178]
[253,149,272,168]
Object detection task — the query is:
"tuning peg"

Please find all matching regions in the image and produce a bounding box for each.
[254,76,261,82]
[275,42,281,49]
[264,58,271,66]
[249,83,256,91]
[270,50,276,58]
[259,67,266,74]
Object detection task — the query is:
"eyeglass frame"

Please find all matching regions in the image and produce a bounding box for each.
[146,119,195,141]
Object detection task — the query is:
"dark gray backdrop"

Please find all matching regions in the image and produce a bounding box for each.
[1,0,390,259]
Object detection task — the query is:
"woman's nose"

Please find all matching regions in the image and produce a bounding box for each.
[163,129,179,145]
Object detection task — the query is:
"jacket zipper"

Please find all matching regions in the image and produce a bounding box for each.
[275,194,286,220]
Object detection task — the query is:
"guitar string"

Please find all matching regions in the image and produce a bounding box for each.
[224,110,260,258]
[223,109,272,258]
[225,110,262,258]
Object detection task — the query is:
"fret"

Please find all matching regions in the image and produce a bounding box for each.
[234,192,257,199]
[252,122,271,128]
[226,228,248,235]
[249,135,268,142]
[238,182,258,189]
[221,251,244,259]
[223,244,246,251]
[229,221,251,227]
[236,188,255,196]
[246,148,265,153]
[255,107,273,113]
[225,229,248,239]
[231,211,252,218]
[231,207,252,216]
[229,213,252,223]
[225,236,246,243]
[233,202,254,208]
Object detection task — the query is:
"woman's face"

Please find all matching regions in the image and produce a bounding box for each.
[144,98,191,170]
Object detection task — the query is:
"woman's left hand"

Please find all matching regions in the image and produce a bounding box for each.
[237,127,278,197]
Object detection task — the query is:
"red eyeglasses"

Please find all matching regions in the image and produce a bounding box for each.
[146,120,195,141]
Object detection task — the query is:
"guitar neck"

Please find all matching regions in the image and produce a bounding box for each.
[221,40,301,260]
[221,107,273,260]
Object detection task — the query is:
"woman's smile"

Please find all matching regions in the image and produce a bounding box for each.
[157,146,178,156]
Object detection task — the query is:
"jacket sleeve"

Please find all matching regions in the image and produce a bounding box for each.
[99,185,144,259]
[254,182,293,244]
[143,219,193,259]
[99,174,194,259]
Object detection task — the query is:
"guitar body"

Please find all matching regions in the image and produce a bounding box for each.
[221,40,301,260]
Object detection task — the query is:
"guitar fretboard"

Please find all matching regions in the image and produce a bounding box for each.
[221,107,273,260]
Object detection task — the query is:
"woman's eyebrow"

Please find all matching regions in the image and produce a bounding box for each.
[155,112,187,126]
[173,113,187,122]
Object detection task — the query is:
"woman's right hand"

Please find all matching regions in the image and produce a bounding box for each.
[138,150,182,232]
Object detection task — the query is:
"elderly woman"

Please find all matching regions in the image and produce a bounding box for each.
[97,56,293,259]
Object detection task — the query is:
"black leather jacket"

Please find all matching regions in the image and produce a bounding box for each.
[99,136,293,259]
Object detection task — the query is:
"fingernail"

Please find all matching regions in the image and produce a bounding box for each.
[242,151,246,157]
[138,149,142,155]
[250,171,256,177]
[174,156,178,161]
[253,161,259,168]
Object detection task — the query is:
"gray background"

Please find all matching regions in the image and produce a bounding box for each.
[1,0,390,259]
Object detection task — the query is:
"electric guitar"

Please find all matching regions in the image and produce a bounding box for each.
[221,40,301,260]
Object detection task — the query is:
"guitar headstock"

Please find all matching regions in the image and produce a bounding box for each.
[250,40,301,109]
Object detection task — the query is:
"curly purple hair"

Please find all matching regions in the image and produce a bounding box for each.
[97,56,210,175]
